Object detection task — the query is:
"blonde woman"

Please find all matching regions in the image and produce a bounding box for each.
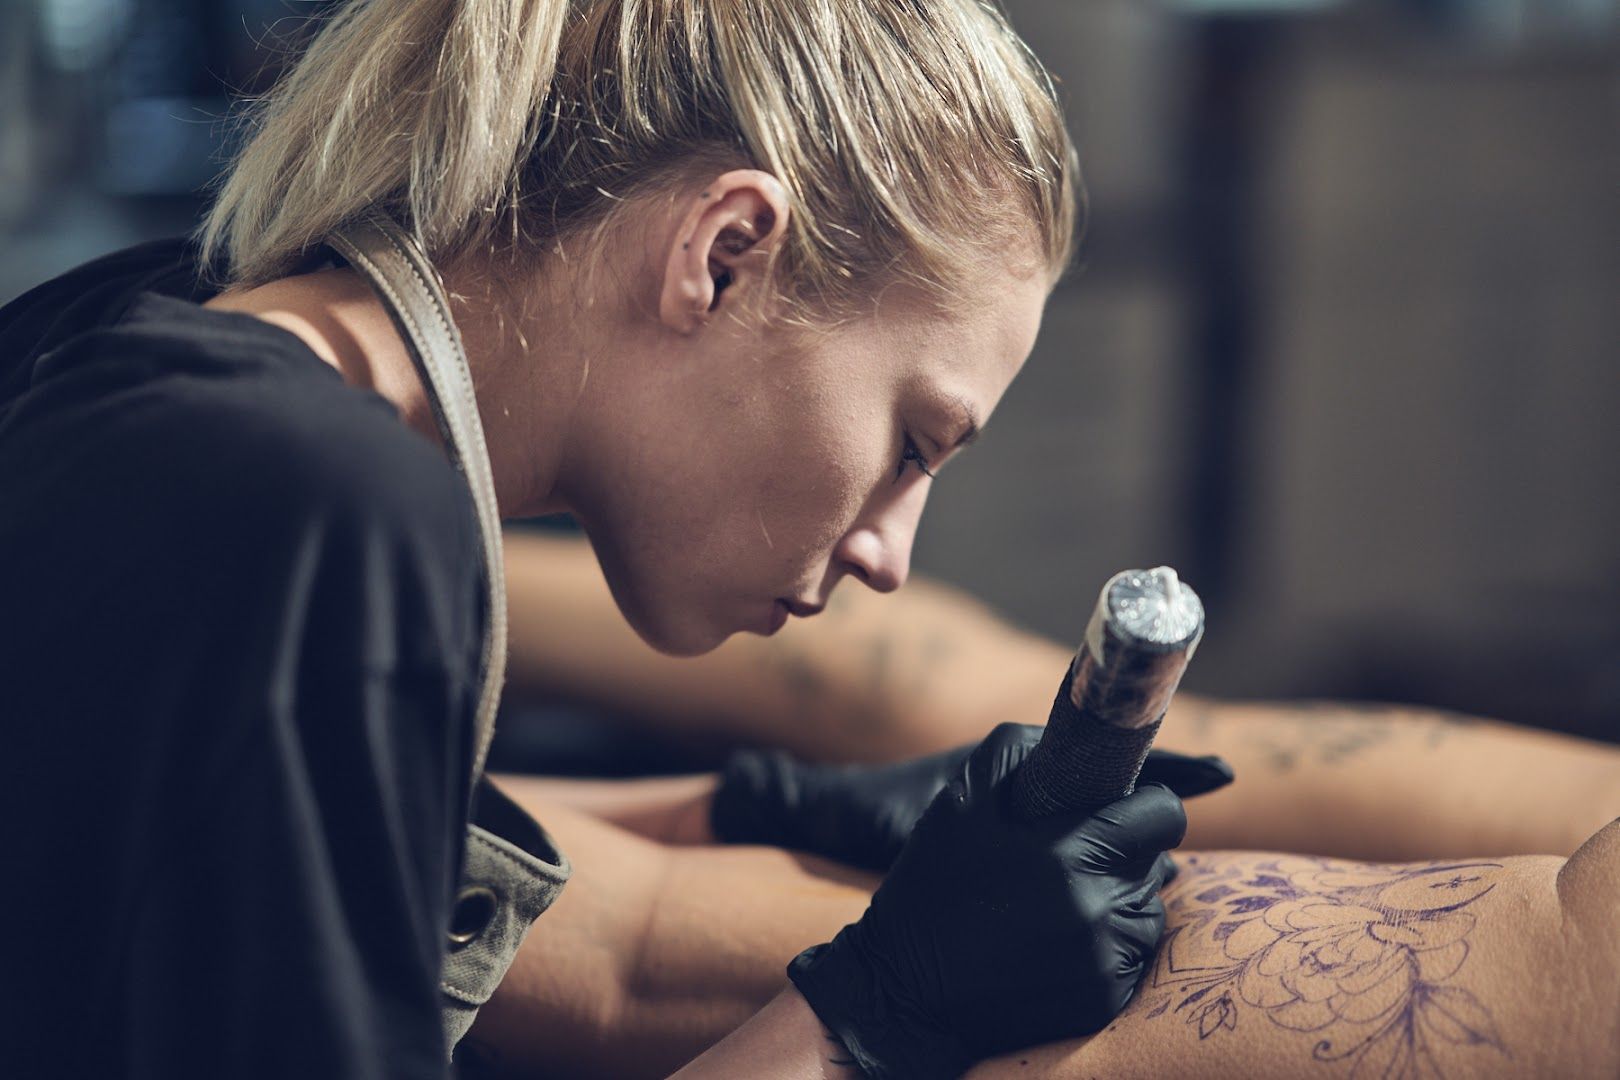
[0,1,1208,1078]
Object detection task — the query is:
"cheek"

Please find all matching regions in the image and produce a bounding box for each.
[657,390,877,596]
[580,354,889,636]
[739,393,879,559]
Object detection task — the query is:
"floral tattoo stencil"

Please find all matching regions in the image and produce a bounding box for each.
[1138,855,1508,1078]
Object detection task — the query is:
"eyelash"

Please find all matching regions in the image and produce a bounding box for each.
[895,432,935,482]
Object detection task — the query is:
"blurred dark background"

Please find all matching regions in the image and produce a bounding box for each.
[3,0,1616,745]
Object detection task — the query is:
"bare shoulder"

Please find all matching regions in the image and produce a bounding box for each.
[1556,817,1620,1059]
[970,843,1616,1079]
[1558,815,1620,919]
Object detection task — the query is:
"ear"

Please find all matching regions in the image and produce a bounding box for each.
[658,169,790,334]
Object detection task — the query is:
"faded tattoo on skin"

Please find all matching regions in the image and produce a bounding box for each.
[1179,702,1482,775]
[767,589,961,740]
[1138,855,1507,1078]
[768,592,866,731]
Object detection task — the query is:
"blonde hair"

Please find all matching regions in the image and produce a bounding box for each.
[201,0,1080,317]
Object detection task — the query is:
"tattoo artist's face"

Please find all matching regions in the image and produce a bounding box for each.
[575,256,1049,656]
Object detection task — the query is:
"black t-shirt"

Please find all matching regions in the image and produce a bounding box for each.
[0,241,487,1078]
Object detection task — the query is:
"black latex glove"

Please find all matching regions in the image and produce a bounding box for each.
[788,723,1186,1078]
[711,739,1231,871]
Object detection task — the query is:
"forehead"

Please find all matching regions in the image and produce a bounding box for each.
[871,265,1051,409]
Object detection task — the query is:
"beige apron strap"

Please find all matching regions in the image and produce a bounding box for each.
[326,212,505,784]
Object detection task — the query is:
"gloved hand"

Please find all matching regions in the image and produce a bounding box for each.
[788,723,1186,1078]
[711,738,1230,871]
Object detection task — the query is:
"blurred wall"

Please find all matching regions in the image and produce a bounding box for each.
[916,1,1620,740]
[4,0,1617,741]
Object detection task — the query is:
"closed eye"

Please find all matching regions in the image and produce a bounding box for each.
[895,432,935,482]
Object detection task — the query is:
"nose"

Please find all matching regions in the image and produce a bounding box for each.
[833,487,925,594]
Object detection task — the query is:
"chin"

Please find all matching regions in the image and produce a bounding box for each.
[638,621,733,658]
[581,531,738,656]
[617,593,732,658]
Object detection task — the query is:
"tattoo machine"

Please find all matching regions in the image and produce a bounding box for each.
[1009,567,1205,819]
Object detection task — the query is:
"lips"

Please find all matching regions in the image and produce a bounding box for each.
[759,597,822,635]
[764,599,790,634]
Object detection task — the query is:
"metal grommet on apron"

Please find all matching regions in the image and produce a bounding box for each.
[438,780,571,1049]
[328,213,572,1057]
[449,886,499,947]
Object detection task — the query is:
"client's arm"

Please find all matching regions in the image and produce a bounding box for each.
[504,532,1620,860]
[503,529,1062,763]
[463,793,875,1078]
[1157,696,1620,860]
[504,697,1620,862]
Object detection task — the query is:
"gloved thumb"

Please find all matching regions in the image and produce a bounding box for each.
[1052,782,1190,872]
[1137,749,1234,799]
[961,722,1045,796]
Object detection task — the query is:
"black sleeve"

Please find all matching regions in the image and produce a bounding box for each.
[0,331,487,1080]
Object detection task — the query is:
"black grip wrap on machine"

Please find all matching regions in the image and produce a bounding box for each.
[1007,568,1203,821]
[1008,656,1164,819]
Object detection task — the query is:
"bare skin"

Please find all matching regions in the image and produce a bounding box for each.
[984,844,1617,1080]
[492,531,1620,1075]
[503,529,1064,762]
[493,530,1620,1076]
[468,793,1620,1079]
[462,797,867,1078]
[503,531,1620,860]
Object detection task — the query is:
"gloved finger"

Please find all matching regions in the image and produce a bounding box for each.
[1152,849,1179,889]
[1056,782,1189,870]
[961,722,1044,795]
[1111,850,1178,910]
[709,749,798,844]
[939,743,977,774]
[1138,749,1235,799]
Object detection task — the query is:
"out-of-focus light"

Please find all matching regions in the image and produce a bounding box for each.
[1168,0,1618,37]
[1408,0,1618,44]
[40,0,133,72]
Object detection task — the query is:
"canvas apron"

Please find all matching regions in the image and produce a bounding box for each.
[328,214,571,1055]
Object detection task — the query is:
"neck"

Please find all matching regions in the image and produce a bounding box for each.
[206,265,580,518]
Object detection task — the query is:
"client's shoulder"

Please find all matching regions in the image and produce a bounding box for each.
[1559,816,1620,943]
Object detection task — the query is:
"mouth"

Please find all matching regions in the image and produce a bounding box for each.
[761,599,790,635]
[759,597,823,636]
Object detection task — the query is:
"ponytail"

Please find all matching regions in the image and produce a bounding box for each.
[202,0,569,284]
